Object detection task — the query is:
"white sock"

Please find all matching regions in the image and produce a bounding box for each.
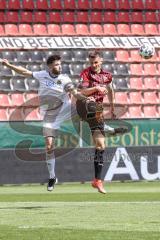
[104,124,115,133]
[46,152,55,179]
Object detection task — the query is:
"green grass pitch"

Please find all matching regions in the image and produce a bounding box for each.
[0,181,160,240]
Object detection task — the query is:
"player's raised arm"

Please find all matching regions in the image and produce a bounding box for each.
[0,59,32,77]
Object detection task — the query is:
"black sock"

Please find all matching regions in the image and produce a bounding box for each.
[94,149,104,180]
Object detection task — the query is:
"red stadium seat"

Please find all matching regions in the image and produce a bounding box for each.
[36,0,48,9]
[75,24,90,35]
[19,24,33,35]
[145,0,157,10]
[20,11,33,23]
[91,0,103,9]
[143,77,158,90]
[50,0,62,9]
[0,12,5,23]
[63,12,75,23]
[143,64,157,76]
[64,0,76,9]
[0,25,4,35]
[115,92,128,104]
[128,106,142,118]
[131,0,144,9]
[144,91,158,104]
[76,12,89,23]
[33,24,47,35]
[77,0,90,9]
[116,50,130,62]
[0,94,10,107]
[8,0,20,9]
[22,0,34,9]
[6,11,19,23]
[104,12,116,23]
[129,91,142,104]
[130,64,143,75]
[157,77,160,88]
[144,24,158,35]
[24,93,39,107]
[129,77,143,90]
[5,24,19,36]
[131,24,145,35]
[24,107,40,121]
[10,93,25,106]
[8,107,24,121]
[103,24,117,35]
[130,50,142,62]
[89,24,103,35]
[61,24,75,35]
[143,105,157,118]
[117,24,131,35]
[157,64,160,75]
[117,12,130,23]
[48,12,62,23]
[0,0,6,9]
[90,11,102,23]
[34,11,47,23]
[47,24,61,35]
[131,12,143,23]
[118,0,130,9]
[104,0,117,10]
[0,109,8,121]
[145,12,157,23]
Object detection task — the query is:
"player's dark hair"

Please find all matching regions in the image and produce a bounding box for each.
[47,55,61,65]
[88,50,103,58]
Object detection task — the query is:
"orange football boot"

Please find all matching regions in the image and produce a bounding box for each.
[91,178,106,194]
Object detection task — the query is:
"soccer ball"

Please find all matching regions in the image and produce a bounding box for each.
[139,44,155,59]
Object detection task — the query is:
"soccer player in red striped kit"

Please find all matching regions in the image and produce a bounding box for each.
[76,50,127,194]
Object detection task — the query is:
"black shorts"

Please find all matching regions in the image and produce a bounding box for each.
[76,99,105,136]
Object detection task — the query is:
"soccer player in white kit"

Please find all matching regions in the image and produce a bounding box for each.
[1,55,93,191]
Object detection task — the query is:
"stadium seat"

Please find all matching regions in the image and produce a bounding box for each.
[0,25,5,35]
[50,0,62,9]
[143,91,158,104]
[5,11,19,23]
[16,51,30,62]
[131,12,143,23]
[77,0,90,9]
[11,78,26,91]
[34,11,47,23]
[157,77,160,88]
[0,79,11,91]
[60,50,73,61]
[128,106,142,118]
[91,0,103,9]
[0,94,10,106]
[90,11,102,23]
[64,0,76,9]
[145,0,157,9]
[61,24,75,35]
[26,78,39,91]
[22,0,34,9]
[24,93,39,107]
[129,91,142,104]
[10,93,25,106]
[144,24,158,35]
[115,92,128,104]
[143,105,157,118]
[143,64,157,76]
[8,107,24,121]
[36,0,48,9]
[130,64,143,75]
[24,107,40,121]
[62,64,71,74]
[116,50,130,62]
[143,77,158,90]
[131,24,145,35]
[130,50,142,62]
[33,24,47,35]
[157,64,160,75]
[19,24,33,35]
[104,0,117,9]
[75,24,90,35]
[117,12,130,23]
[114,78,128,89]
[0,109,8,121]
[8,0,20,9]
[71,63,84,75]
[2,51,16,62]
[47,24,61,35]
[103,24,117,35]
[102,63,114,73]
[72,50,87,61]
[76,11,89,23]
[103,12,116,23]
[103,51,115,61]
[118,0,130,9]
[48,12,62,23]
[0,0,6,9]
[117,24,131,35]
[63,12,75,23]
[89,24,103,35]
[0,65,12,76]
[129,77,143,90]
[114,64,129,75]
[5,24,19,35]
[145,12,157,23]
[30,51,44,62]
[26,64,41,72]
[20,11,33,23]
[0,12,5,23]
[131,0,144,9]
